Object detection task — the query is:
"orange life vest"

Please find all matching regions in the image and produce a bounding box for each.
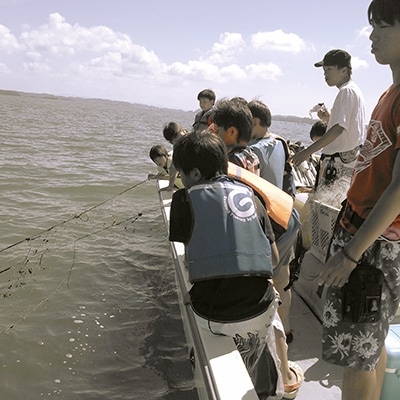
[227,161,293,229]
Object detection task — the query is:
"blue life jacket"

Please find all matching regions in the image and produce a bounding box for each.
[250,136,285,189]
[186,177,273,283]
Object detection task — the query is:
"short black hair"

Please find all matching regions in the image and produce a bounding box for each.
[163,122,182,142]
[197,89,216,102]
[149,145,168,161]
[172,131,227,179]
[368,0,400,25]
[309,120,327,141]
[247,100,272,128]
[212,98,253,144]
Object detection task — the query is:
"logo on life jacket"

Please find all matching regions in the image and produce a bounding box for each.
[225,187,256,221]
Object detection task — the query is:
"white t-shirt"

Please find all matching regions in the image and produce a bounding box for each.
[323,79,366,155]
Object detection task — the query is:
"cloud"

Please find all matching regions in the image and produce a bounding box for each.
[0,25,20,52]
[19,12,160,70]
[358,26,372,39]
[251,29,309,53]
[206,32,246,64]
[0,12,293,103]
[352,56,369,69]
[246,63,282,80]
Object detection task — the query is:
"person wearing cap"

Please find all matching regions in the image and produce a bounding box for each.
[292,49,366,191]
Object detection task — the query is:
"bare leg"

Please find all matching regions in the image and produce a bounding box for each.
[274,327,298,387]
[273,264,292,334]
[342,347,386,400]
[342,368,375,400]
[373,346,387,400]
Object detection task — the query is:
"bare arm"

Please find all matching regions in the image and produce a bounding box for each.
[319,150,400,288]
[291,124,344,166]
[159,163,178,192]
[271,241,279,269]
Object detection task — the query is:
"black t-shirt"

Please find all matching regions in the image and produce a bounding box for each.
[169,182,275,322]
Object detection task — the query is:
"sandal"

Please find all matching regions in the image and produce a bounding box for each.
[285,329,294,344]
[283,361,303,399]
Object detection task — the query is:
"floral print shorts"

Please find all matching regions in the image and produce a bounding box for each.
[322,226,400,370]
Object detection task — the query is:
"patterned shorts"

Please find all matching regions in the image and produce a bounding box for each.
[322,226,400,370]
[195,290,284,399]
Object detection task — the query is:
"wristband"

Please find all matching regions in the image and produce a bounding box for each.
[341,248,359,264]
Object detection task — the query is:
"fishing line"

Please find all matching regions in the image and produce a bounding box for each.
[67,212,143,287]
[0,177,150,254]
[0,177,154,303]
[0,191,160,333]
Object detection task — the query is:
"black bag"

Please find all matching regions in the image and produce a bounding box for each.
[342,262,384,323]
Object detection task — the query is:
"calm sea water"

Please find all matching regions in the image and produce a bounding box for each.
[0,92,311,399]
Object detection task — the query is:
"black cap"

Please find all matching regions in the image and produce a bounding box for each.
[314,49,351,68]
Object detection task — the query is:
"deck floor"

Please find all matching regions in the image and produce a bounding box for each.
[288,289,342,400]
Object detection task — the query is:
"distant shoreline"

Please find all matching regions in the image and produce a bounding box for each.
[0,88,316,124]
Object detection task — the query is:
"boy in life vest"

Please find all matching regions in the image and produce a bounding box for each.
[192,89,216,133]
[169,130,284,399]
[318,1,400,399]
[247,100,300,344]
[212,99,303,398]
[213,97,261,176]
[214,98,301,340]
[248,100,296,198]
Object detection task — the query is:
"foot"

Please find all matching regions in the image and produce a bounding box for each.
[283,361,303,399]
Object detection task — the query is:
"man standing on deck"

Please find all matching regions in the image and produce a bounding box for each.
[292,49,366,191]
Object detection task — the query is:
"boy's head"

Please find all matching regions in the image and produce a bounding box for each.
[309,120,327,142]
[314,49,351,69]
[163,122,185,144]
[197,89,216,112]
[247,100,272,138]
[149,145,169,167]
[314,49,353,84]
[368,0,400,26]
[212,98,253,148]
[172,131,227,187]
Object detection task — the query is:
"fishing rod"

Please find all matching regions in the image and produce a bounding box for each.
[0,177,150,254]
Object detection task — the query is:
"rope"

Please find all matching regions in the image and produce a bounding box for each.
[0,178,156,332]
[66,212,143,286]
[0,178,149,254]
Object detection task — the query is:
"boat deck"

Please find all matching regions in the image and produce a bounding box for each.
[288,289,342,399]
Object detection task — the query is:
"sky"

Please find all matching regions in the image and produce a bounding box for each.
[0,0,393,118]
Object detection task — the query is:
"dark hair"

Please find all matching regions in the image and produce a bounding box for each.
[247,100,272,128]
[162,122,182,142]
[309,120,327,141]
[197,89,216,102]
[368,0,400,25]
[172,131,227,179]
[230,96,248,106]
[149,145,168,161]
[212,98,253,144]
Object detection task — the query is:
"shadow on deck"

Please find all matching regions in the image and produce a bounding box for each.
[288,289,342,400]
